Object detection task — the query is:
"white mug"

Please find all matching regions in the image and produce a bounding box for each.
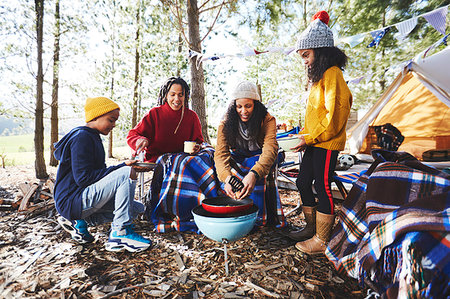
[184,141,196,154]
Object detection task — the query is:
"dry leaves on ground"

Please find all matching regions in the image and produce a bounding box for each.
[0,165,367,298]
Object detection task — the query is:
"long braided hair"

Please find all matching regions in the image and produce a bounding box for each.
[222,100,268,149]
[307,47,348,85]
[157,77,190,134]
[157,77,190,107]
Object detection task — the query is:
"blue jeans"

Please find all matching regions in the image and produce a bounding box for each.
[80,166,144,231]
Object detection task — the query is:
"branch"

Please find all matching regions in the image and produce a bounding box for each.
[198,0,212,11]
[199,0,234,14]
[160,0,190,47]
[200,0,225,43]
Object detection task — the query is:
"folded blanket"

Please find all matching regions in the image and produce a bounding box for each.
[326,150,450,298]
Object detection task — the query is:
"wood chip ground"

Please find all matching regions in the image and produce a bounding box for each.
[0,165,367,298]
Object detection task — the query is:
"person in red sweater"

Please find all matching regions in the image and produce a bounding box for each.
[127,77,221,233]
[127,77,204,162]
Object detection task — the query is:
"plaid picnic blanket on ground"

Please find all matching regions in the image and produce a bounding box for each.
[325,150,450,298]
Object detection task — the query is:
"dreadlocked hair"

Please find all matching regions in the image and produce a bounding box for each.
[222,100,268,149]
[157,77,190,107]
[307,47,348,85]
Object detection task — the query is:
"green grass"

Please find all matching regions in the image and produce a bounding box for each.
[0,134,132,166]
[0,134,37,153]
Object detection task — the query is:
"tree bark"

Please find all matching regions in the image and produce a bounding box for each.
[50,0,60,167]
[34,0,48,179]
[131,0,141,128]
[108,1,116,158]
[187,0,210,143]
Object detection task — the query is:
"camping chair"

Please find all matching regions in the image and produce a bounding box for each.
[332,170,368,199]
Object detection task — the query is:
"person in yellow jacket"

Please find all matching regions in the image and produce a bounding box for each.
[287,11,352,255]
[214,80,286,228]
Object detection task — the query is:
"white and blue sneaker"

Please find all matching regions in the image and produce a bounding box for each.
[57,216,95,244]
[105,225,151,252]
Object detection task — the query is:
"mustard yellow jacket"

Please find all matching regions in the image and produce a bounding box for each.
[215,113,278,182]
[303,66,352,151]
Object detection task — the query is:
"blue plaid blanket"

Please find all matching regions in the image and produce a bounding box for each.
[228,152,286,228]
[326,151,450,298]
[149,146,221,232]
[148,147,286,232]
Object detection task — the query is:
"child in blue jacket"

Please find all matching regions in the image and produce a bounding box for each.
[53,96,151,252]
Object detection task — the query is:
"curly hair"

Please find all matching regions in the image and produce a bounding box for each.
[222,100,268,148]
[157,77,190,107]
[307,47,348,84]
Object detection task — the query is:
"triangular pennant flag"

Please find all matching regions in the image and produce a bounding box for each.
[348,76,364,84]
[420,33,450,59]
[365,73,374,83]
[367,27,391,47]
[254,49,269,55]
[242,46,256,57]
[395,17,418,40]
[340,33,366,48]
[423,6,448,34]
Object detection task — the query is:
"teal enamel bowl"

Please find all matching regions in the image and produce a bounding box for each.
[192,205,258,242]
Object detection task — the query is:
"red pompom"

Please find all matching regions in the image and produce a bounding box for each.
[312,11,329,25]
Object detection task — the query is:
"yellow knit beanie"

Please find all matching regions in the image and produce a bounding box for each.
[85,97,120,123]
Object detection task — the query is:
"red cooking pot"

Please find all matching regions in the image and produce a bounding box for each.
[201,196,253,214]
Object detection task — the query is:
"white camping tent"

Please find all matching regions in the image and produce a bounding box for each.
[347,46,450,158]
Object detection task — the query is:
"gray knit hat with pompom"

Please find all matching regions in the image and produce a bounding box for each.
[295,13,334,51]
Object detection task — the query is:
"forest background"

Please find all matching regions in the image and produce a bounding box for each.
[0,0,448,178]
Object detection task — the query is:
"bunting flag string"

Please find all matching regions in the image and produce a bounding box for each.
[346,59,411,86]
[416,33,449,60]
[337,5,448,48]
[187,6,447,70]
[188,46,295,69]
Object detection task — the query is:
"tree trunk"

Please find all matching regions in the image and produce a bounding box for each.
[131,0,140,128]
[108,3,116,159]
[302,0,307,27]
[187,0,210,143]
[34,0,48,179]
[177,32,182,77]
[50,0,60,167]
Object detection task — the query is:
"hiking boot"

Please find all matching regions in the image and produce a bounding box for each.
[105,225,151,252]
[286,206,316,241]
[57,216,95,244]
[295,211,335,255]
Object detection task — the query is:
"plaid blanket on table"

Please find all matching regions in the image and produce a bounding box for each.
[148,146,221,232]
[326,150,450,298]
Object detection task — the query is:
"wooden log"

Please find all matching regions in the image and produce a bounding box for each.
[18,182,31,196]
[18,184,39,211]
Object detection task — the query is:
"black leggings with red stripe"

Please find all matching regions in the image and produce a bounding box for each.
[296,146,339,215]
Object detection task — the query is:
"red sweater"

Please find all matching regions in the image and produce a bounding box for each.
[127,103,204,162]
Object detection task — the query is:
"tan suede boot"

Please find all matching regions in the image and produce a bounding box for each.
[286,206,316,241]
[295,211,335,255]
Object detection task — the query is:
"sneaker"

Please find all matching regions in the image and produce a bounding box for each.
[57,216,95,244]
[105,226,151,252]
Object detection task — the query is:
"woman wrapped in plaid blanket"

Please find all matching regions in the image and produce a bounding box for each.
[214,81,286,228]
[326,150,450,298]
